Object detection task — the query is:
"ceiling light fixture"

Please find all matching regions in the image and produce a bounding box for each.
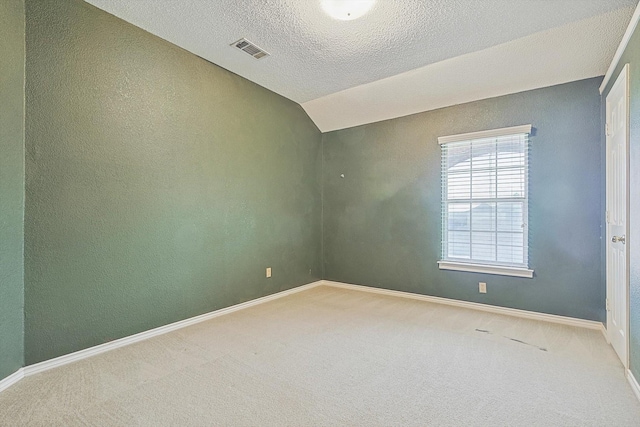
[321,0,375,21]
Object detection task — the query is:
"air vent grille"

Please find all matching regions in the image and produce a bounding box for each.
[231,38,269,60]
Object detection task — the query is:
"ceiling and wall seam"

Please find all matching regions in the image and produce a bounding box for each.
[301,7,636,132]
[83,0,638,132]
[600,1,640,92]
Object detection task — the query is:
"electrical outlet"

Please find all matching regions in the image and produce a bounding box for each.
[479,282,487,293]
[266,267,272,278]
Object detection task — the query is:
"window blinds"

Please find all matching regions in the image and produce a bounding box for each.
[440,126,530,268]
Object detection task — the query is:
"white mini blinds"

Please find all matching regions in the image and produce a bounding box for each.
[438,125,533,279]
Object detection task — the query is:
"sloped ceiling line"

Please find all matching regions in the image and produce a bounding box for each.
[85,0,638,132]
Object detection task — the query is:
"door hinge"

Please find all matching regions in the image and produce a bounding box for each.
[606,123,611,137]
[606,211,610,223]
[606,298,610,311]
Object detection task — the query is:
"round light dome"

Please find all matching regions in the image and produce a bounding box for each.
[321,0,376,21]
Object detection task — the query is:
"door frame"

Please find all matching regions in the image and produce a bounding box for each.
[605,63,630,369]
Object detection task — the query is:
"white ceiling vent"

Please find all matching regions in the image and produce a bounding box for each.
[231,38,269,60]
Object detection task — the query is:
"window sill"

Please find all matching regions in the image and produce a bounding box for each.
[437,261,534,278]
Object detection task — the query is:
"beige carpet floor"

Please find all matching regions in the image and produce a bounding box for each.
[1,285,640,426]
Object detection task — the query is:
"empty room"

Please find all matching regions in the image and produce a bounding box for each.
[2,0,640,425]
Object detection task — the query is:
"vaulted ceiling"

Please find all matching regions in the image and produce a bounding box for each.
[85,0,638,131]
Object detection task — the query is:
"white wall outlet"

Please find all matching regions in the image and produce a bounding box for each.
[479,282,487,293]
[266,267,272,278]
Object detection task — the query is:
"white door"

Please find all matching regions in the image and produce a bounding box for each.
[606,64,629,368]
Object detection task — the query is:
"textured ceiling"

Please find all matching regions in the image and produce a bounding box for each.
[303,7,635,132]
[85,0,638,131]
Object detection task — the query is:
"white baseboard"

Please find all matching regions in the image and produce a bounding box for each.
[321,280,604,330]
[600,323,609,343]
[22,281,323,377]
[2,278,608,395]
[0,368,24,393]
[627,370,640,403]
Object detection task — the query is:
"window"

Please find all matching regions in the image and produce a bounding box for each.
[437,125,534,278]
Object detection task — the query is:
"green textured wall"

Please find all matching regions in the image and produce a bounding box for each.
[601,19,640,380]
[323,78,604,322]
[0,0,25,381]
[24,0,322,364]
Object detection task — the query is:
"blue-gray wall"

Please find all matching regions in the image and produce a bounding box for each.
[24,0,322,365]
[322,77,604,322]
[601,19,640,381]
[0,0,25,382]
[0,0,623,384]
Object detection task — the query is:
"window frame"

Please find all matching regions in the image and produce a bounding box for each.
[437,125,534,279]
